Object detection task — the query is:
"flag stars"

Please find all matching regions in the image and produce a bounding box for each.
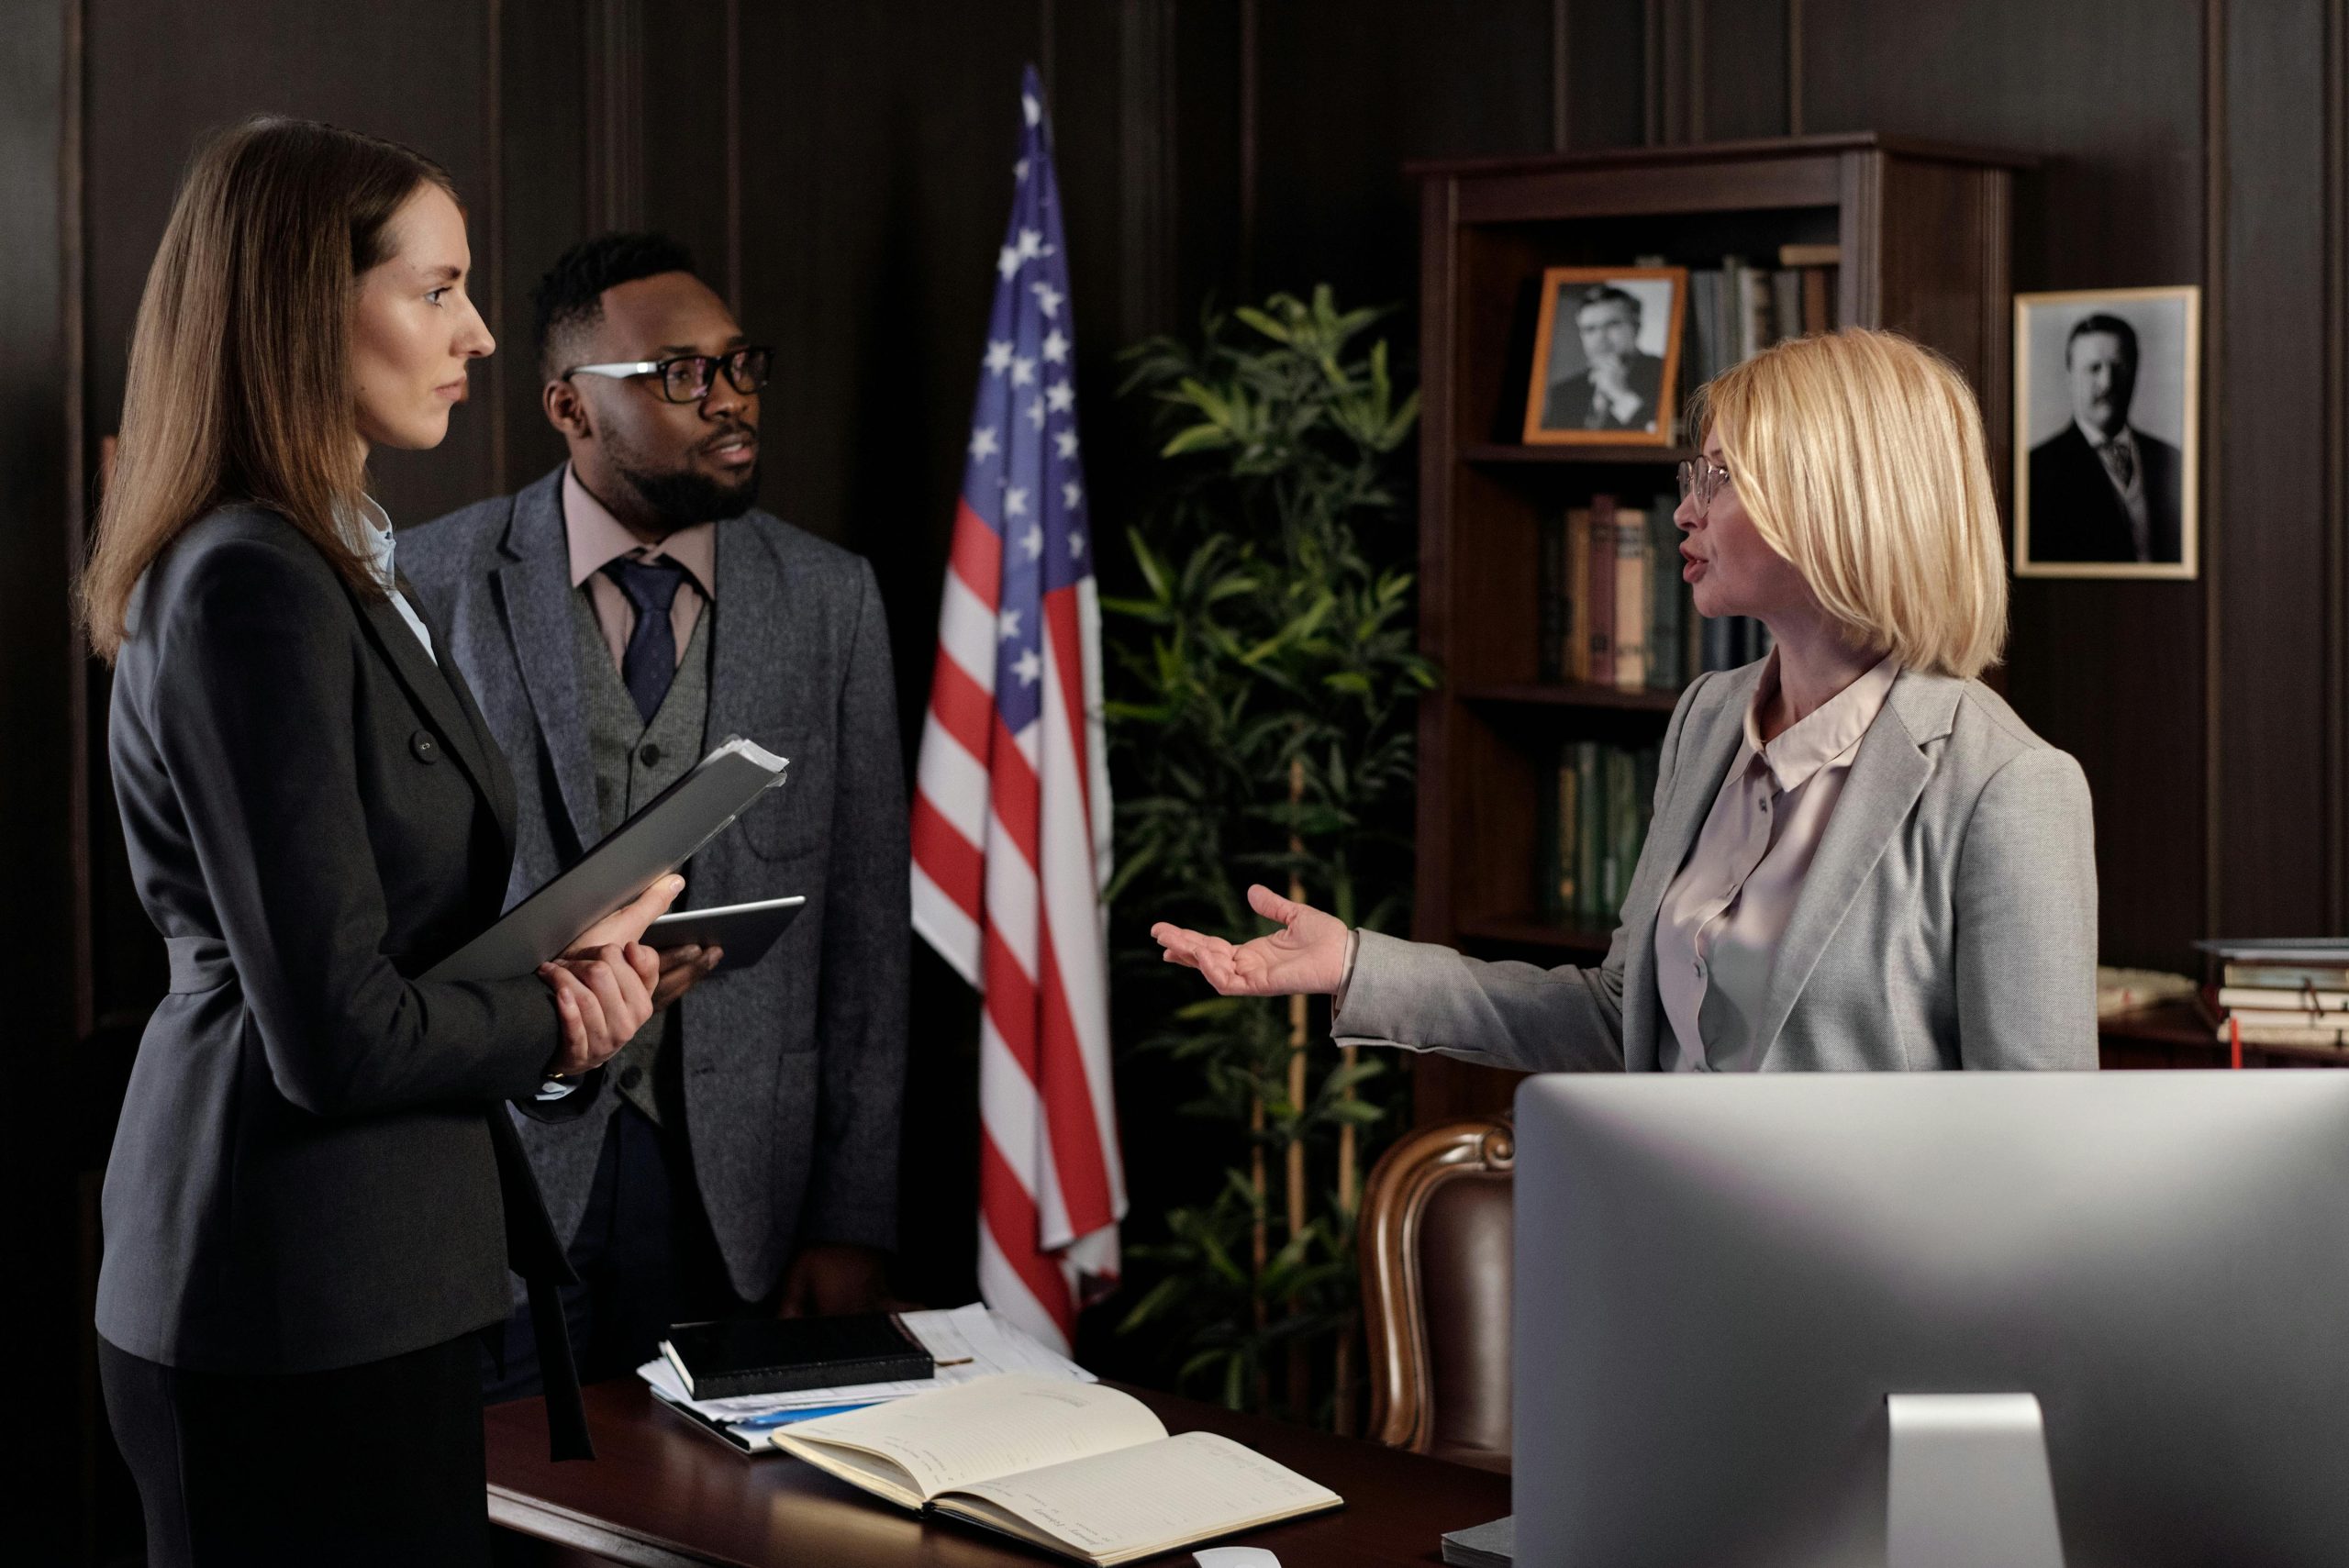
[1015,157,1030,183]
[968,426,999,461]
[1041,329,1069,364]
[997,607,1022,641]
[1013,647,1041,686]
[1045,380,1074,414]
[984,339,1014,375]
[1005,486,1030,517]
[1054,428,1079,461]
[996,244,1020,282]
[1010,356,1037,388]
[1070,528,1088,559]
[1021,524,1044,560]
[1026,397,1047,429]
[1022,92,1041,127]
[1063,480,1084,511]
[1017,228,1045,261]
[1031,282,1064,318]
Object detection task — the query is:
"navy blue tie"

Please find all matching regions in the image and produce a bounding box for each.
[603,557,690,724]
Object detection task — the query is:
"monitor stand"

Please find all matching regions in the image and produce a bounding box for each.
[1886,1394,2066,1568]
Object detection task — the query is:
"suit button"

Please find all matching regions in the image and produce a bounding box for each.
[640,743,662,767]
[619,1065,643,1090]
[410,729,440,763]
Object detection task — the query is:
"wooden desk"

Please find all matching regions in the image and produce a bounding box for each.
[485,1379,1510,1567]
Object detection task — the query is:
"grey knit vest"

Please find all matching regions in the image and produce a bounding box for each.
[570,584,712,1127]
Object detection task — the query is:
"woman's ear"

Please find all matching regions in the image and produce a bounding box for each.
[543,377,591,441]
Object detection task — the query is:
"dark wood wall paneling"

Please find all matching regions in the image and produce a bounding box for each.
[9,0,2348,1553]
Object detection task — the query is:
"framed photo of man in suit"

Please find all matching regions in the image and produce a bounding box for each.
[1523,266,1687,447]
[2014,285,2200,579]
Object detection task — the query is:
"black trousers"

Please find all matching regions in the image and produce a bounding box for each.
[98,1330,491,1568]
[482,1102,750,1400]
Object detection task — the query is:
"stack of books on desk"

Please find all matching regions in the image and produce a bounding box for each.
[2199,940,2349,1051]
[640,1302,1092,1451]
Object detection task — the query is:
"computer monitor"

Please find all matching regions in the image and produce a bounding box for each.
[1512,1072,2349,1567]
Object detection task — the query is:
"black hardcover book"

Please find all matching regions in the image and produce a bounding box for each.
[659,1313,934,1400]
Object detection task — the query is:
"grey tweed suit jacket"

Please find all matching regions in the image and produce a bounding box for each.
[1335,662,2099,1073]
[400,467,909,1301]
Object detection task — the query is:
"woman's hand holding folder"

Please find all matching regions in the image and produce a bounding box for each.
[538,874,683,1078]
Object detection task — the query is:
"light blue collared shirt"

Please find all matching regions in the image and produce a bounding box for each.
[354,499,438,664]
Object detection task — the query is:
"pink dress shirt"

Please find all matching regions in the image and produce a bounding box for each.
[1653,650,1902,1072]
[562,463,718,672]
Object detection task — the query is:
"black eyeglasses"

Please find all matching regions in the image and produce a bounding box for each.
[565,346,773,405]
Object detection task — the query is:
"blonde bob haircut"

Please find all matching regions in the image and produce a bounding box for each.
[1689,328,2008,681]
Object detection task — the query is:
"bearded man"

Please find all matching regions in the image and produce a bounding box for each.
[402,232,908,1395]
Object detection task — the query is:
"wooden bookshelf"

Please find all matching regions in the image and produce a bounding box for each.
[1406,134,2028,1126]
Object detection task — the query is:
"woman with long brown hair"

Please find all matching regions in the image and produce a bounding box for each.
[85,117,670,1565]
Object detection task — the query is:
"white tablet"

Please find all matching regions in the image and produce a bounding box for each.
[646,895,807,974]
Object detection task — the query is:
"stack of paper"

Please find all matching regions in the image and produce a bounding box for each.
[640,1303,1093,1451]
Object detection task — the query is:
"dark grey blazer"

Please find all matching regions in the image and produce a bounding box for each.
[1336,663,2099,1072]
[401,467,908,1301]
[98,505,595,1376]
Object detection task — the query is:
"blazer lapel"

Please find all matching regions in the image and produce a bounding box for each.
[1619,667,1754,1070]
[417,584,519,860]
[1750,670,1957,1065]
[347,585,508,829]
[703,517,788,749]
[494,473,600,851]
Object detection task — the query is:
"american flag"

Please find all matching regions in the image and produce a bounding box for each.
[909,66,1124,1353]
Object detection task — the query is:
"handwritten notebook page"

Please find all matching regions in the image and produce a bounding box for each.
[775,1374,1165,1503]
[935,1430,1343,1565]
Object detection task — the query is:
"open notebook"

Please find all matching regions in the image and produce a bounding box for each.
[772,1373,1341,1565]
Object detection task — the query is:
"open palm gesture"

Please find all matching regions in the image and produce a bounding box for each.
[1151,884,1351,997]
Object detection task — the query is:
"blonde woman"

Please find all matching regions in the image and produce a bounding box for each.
[1152,328,2098,1073]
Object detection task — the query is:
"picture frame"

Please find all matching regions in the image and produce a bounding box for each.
[2012,285,2201,580]
[1522,265,1687,448]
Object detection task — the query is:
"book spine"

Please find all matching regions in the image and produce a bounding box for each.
[2217,986,2349,1012]
[1603,748,1637,915]
[1687,271,1719,389]
[1771,269,1803,345]
[1613,509,1649,691]
[2221,963,2349,989]
[1738,265,1772,361]
[1801,266,1831,335]
[1537,511,1564,683]
[1564,506,1591,683]
[1575,741,1603,919]
[1537,745,1562,919]
[2219,1024,2349,1048]
[1586,495,1618,685]
[1557,751,1579,915]
[1647,503,1683,690]
[1701,612,1732,673]
[2226,1006,2349,1029]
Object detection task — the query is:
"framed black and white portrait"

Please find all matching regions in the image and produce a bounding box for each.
[2013,285,2200,580]
[1523,266,1687,447]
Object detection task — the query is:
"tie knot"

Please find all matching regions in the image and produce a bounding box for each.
[603,556,690,615]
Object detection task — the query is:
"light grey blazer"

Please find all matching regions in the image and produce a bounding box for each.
[1335,662,2099,1073]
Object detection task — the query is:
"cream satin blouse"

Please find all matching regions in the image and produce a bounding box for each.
[1653,650,1901,1071]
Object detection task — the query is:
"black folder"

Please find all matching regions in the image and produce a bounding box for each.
[659,1313,935,1401]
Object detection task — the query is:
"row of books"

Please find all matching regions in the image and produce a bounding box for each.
[2207,943,2349,1050]
[1677,244,1842,396]
[1538,740,1661,923]
[1536,493,1774,691]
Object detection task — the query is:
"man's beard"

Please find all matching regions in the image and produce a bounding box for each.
[607,431,761,531]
